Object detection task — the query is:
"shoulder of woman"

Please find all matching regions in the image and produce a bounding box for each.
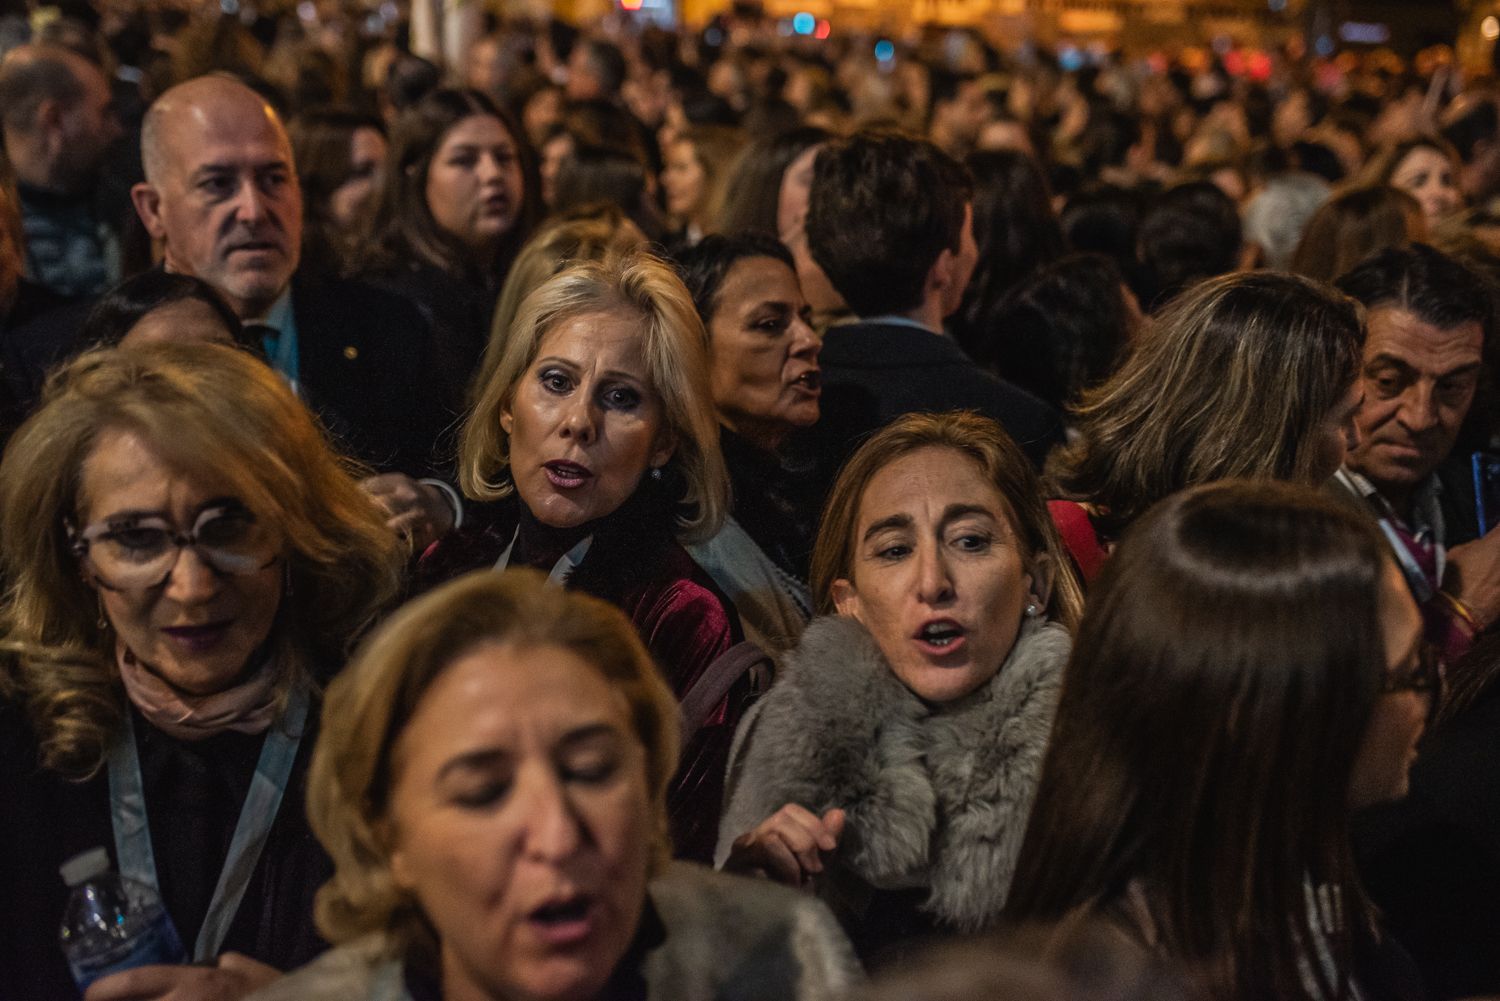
[412,516,515,593]
[645,862,862,999]
[244,935,404,1001]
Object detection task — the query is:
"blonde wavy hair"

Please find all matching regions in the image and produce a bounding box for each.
[460,252,729,543]
[308,569,682,957]
[810,410,1084,630]
[473,203,648,404]
[0,343,405,779]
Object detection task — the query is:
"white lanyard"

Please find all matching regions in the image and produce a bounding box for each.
[493,527,593,586]
[107,684,309,962]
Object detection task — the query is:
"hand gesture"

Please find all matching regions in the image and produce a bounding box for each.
[724,804,846,889]
[83,953,280,1001]
[360,473,456,552]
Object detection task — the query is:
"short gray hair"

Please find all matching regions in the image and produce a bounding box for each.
[1243,172,1331,270]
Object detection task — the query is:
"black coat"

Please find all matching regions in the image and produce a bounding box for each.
[809,321,1065,480]
[289,277,450,477]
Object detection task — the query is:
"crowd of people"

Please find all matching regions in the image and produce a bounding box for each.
[2,2,1500,999]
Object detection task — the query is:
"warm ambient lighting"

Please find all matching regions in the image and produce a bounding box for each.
[1485,16,1500,41]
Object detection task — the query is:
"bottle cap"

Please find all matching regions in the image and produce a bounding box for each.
[59,847,111,887]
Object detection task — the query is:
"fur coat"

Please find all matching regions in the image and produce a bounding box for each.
[246,862,860,1001]
[717,613,1071,935]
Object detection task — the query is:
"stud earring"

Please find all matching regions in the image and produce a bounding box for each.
[95,590,108,631]
[1024,603,1039,618]
[650,466,663,481]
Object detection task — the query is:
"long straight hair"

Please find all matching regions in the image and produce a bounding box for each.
[1005,481,1388,1000]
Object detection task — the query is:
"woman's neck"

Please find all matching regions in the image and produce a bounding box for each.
[514,501,595,570]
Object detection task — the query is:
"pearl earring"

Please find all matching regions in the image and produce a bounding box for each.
[1024,603,1039,617]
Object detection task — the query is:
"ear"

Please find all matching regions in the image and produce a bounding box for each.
[35,97,63,137]
[381,819,415,892]
[130,182,168,241]
[499,402,514,436]
[830,577,861,620]
[649,428,676,471]
[1026,552,1056,614]
[927,246,956,299]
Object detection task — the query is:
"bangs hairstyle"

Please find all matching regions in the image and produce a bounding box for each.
[1005,481,1389,1000]
[308,569,681,957]
[810,410,1083,630]
[474,203,648,405]
[460,253,729,544]
[0,344,404,778]
[1048,271,1363,539]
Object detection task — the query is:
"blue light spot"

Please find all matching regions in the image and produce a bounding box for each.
[793,12,815,35]
[874,40,895,62]
[1315,35,1334,57]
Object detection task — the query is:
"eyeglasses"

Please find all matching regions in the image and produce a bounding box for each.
[69,504,280,592]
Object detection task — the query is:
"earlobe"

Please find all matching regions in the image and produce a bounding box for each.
[1026,553,1056,613]
[499,405,514,435]
[650,430,677,470]
[928,247,955,295]
[831,578,860,620]
[129,183,166,241]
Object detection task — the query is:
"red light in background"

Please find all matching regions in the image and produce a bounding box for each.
[814,19,830,39]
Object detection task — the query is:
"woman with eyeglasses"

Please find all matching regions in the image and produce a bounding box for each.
[0,343,404,1001]
[1004,480,1436,1001]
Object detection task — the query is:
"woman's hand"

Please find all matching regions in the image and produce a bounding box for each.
[360,473,456,552]
[724,804,845,888]
[82,954,280,1001]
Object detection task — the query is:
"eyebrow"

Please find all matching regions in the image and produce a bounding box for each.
[860,505,998,544]
[190,161,290,180]
[534,356,646,384]
[435,722,620,781]
[98,496,243,525]
[1366,353,1483,381]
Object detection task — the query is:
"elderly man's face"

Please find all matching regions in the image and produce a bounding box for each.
[135,96,302,318]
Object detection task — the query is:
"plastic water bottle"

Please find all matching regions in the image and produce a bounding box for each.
[58,847,186,991]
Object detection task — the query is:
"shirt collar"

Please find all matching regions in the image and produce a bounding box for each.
[856,313,943,335]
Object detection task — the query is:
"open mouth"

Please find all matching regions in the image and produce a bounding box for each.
[527,895,596,946]
[791,370,821,393]
[915,620,966,653]
[161,621,233,651]
[544,461,593,489]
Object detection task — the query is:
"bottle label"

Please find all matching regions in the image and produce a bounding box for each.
[66,907,186,990]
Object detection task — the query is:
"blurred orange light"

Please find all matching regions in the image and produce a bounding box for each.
[620,0,643,9]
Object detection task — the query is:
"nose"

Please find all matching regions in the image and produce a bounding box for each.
[161,545,220,604]
[233,178,268,226]
[558,392,599,444]
[519,768,583,862]
[789,316,821,359]
[1396,383,1440,435]
[477,152,504,185]
[914,541,955,606]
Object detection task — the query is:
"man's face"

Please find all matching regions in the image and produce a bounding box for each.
[937,80,989,148]
[136,99,302,318]
[1347,305,1484,499]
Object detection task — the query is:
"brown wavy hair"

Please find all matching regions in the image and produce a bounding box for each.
[0,343,405,779]
[809,410,1083,630]
[1047,271,1363,540]
[308,569,681,958]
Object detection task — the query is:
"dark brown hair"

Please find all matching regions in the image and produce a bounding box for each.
[1290,185,1423,284]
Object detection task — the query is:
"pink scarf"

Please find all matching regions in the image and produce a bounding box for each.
[116,643,280,742]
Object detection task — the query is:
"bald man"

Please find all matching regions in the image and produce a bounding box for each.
[129,75,446,480]
[0,44,123,296]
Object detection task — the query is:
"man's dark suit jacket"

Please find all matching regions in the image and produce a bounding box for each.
[811,320,1066,479]
[290,277,448,477]
[1,275,446,477]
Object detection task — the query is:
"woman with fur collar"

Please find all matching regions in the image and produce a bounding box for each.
[717,412,1084,965]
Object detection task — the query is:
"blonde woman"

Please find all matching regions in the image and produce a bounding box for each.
[248,570,859,1001]
[421,253,743,863]
[0,343,403,1000]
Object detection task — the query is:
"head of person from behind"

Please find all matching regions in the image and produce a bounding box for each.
[1002,481,1435,998]
[1336,244,1491,515]
[307,570,681,1001]
[460,254,728,544]
[0,343,402,770]
[131,76,304,320]
[811,412,1083,705]
[675,233,821,454]
[78,271,250,351]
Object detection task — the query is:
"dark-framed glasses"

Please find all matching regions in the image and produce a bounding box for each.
[68,503,280,591]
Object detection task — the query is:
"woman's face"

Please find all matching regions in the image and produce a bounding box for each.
[538,133,574,209]
[501,311,674,531]
[426,114,525,253]
[832,447,1043,704]
[387,642,653,1001]
[329,126,387,228]
[1307,378,1365,485]
[776,144,819,242]
[1349,559,1430,808]
[1390,146,1462,223]
[661,139,706,224]
[119,299,237,348]
[78,428,283,694]
[707,256,820,450]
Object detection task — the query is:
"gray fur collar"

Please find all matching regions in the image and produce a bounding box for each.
[718,614,1071,932]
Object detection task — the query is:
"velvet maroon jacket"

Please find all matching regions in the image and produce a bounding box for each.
[417,493,747,863]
